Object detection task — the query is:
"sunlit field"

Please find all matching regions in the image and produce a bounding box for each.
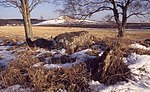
[0,26,149,41]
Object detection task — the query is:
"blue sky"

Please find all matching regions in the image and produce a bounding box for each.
[0,2,109,21]
[0,2,149,22]
[0,3,58,19]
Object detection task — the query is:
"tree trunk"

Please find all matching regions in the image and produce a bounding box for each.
[112,0,124,37]
[21,0,33,46]
[117,25,125,37]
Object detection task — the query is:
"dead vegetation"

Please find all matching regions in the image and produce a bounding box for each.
[0,27,150,91]
[0,37,132,91]
[86,38,132,85]
[0,26,149,41]
[0,51,90,92]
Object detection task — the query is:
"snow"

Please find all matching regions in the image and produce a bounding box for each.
[33,62,44,67]
[90,53,150,92]
[35,48,103,69]
[35,19,65,25]
[90,80,150,92]
[35,15,100,26]
[1,85,33,92]
[44,63,71,69]
[35,48,67,58]
[58,48,66,55]
[71,49,96,62]
[78,19,98,23]
[0,46,16,67]
[126,53,150,69]
[1,39,150,91]
[43,49,95,69]
[41,48,105,69]
[131,43,150,50]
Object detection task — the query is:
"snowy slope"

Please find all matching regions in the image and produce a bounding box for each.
[34,19,65,25]
[34,15,99,26]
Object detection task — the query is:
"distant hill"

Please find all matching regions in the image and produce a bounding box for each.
[0,19,44,26]
[34,15,101,26]
[0,16,149,29]
[34,15,150,29]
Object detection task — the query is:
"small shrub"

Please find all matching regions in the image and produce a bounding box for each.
[99,49,131,85]
[87,38,131,85]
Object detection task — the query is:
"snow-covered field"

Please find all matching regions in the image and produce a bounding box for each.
[0,39,150,92]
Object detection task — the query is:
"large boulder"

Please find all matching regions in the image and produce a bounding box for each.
[54,31,97,53]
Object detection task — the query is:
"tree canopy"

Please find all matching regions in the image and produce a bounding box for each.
[59,0,150,37]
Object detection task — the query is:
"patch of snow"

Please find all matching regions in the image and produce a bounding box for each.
[35,48,67,58]
[0,46,11,51]
[44,64,62,69]
[35,49,51,57]
[71,49,96,62]
[34,19,66,26]
[125,53,150,69]
[1,85,33,92]
[131,43,150,50]
[57,89,67,92]
[78,19,98,24]
[33,62,44,67]
[53,49,67,58]
[58,48,66,55]
[16,42,24,45]
[43,49,102,69]
[0,51,15,67]
[44,61,80,69]
[99,51,104,56]
[34,15,101,26]
[0,46,16,67]
[90,53,150,92]
[89,80,150,92]
[36,48,104,69]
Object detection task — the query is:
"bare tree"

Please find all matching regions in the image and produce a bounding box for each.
[0,0,49,46]
[59,0,150,37]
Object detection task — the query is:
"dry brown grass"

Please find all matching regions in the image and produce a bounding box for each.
[0,50,90,92]
[0,26,149,42]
